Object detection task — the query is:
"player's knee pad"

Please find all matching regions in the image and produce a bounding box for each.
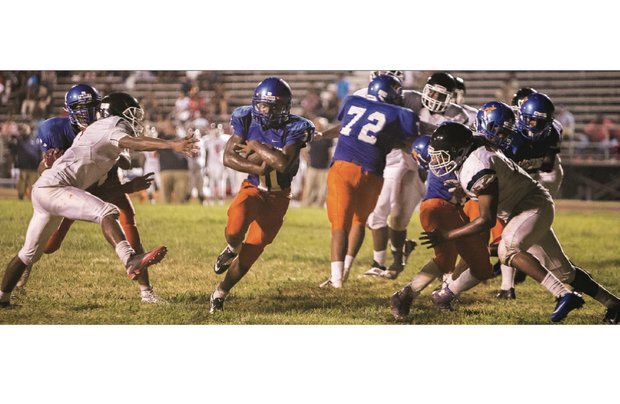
[498,241,518,267]
[387,214,409,232]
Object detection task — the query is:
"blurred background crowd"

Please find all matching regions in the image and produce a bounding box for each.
[1,70,619,203]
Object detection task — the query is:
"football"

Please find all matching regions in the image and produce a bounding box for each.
[245,150,264,165]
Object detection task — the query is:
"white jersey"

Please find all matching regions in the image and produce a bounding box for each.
[402,90,472,135]
[457,145,551,221]
[353,87,418,174]
[36,116,129,189]
[203,135,227,168]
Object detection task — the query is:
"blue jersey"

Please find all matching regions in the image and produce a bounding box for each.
[424,170,458,202]
[502,125,561,173]
[230,106,314,191]
[37,117,78,152]
[332,95,418,176]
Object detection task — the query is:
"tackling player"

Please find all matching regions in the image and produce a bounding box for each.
[420,122,619,323]
[22,84,162,303]
[209,77,315,313]
[0,92,199,308]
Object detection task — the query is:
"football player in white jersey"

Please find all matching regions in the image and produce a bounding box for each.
[0,92,199,308]
[203,123,229,205]
[355,71,422,279]
[419,122,619,323]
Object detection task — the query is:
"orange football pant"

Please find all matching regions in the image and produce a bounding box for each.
[419,198,492,278]
[326,160,383,233]
[226,180,291,269]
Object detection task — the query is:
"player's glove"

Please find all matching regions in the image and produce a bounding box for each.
[43,148,63,168]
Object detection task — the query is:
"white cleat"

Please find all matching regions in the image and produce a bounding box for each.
[140,288,168,304]
[319,279,342,289]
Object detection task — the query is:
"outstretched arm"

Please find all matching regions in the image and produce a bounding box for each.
[118,131,199,157]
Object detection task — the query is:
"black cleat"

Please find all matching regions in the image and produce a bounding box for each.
[550,292,585,323]
[390,286,414,321]
[603,304,619,325]
[209,293,225,314]
[496,288,516,300]
[214,246,238,275]
[0,301,11,308]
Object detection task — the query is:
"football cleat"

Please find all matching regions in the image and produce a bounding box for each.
[550,292,585,323]
[209,293,225,314]
[140,288,167,304]
[496,288,516,300]
[382,261,404,280]
[125,246,168,280]
[603,304,619,325]
[0,301,11,308]
[431,286,457,311]
[319,278,342,289]
[214,246,238,275]
[364,261,387,277]
[390,286,414,321]
[402,239,417,265]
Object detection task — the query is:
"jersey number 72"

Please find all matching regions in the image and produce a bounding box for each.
[340,106,386,145]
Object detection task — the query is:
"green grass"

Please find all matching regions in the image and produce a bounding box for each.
[1,199,619,325]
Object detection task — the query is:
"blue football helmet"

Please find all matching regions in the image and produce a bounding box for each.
[476,101,517,148]
[367,75,403,105]
[517,92,555,140]
[251,77,292,129]
[428,122,473,177]
[412,134,432,170]
[369,70,405,82]
[64,84,102,129]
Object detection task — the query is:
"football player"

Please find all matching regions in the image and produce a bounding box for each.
[319,74,419,288]
[419,122,619,323]
[23,84,163,304]
[390,133,495,320]
[354,71,422,280]
[209,77,315,313]
[203,123,229,205]
[0,92,200,308]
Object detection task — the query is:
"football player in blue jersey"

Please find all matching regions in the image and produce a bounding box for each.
[319,74,419,288]
[19,84,163,304]
[209,77,315,313]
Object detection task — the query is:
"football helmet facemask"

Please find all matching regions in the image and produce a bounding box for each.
[64,84,102,129]
[367,75,403,106]
[428,121,473,177]
[517,92,555,140]
[100,92,145,136]
[422,72,457,113]
[369,70,405,82]
[476,101,517,149]
[251,77,292,130]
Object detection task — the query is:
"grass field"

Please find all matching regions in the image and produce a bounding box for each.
[1,198,619,325]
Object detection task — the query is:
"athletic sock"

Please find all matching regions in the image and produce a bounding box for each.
[331,261,344,284]
[344,255,355,271]
[500,265,516,290]
[541,273,571,298]
[373,250,387,267]
[449,268,482,295]
[115,240,136,266]
[228,243,241,254]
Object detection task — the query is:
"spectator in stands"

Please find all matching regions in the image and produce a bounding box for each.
[209,82,229,120]
[320,84,340,122]
[141,92,160,122]
[188,85,207,117]
[1,115,19,138]
[301,117,333,207]
[20,74,39,117]
[336,73,350,102]
[496,72,520,104]
[300,87,324,119]
[584,114,620,155]
[33,85,52,121]
[174,90,191,123]
[158,132,190,204]
[0,72,8,106]
[8,124,42,200]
